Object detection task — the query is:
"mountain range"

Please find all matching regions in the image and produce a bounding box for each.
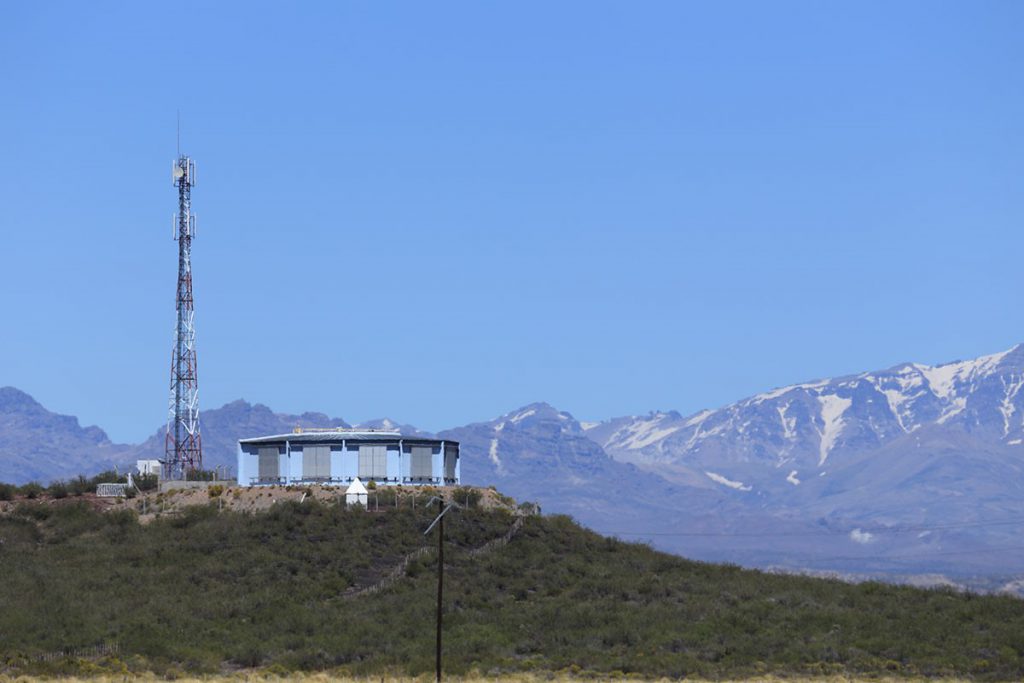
[3,344,1024,588]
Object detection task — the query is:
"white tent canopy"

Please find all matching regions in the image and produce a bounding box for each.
[345,477,368,506]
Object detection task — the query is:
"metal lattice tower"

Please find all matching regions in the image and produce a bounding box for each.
[163,154,203,479]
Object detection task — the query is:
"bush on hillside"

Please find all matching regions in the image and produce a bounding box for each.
[1,490,1024,680]
[48,480,69,499]
[135,473,158,492]
[89,470,123,488]
[454,486,482,508]
[19,482,43,499]
[69,475,92,496]
[0,483,16,501]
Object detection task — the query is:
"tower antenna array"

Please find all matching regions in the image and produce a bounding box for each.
[163,150,203,479]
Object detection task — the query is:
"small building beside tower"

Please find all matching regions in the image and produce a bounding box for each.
[236,428,460,487]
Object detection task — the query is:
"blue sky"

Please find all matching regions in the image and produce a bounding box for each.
[2,2,1022,442]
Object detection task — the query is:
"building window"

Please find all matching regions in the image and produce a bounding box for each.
[258,447,279,482]
[444,445,458,482]
[411,446,433,480]
[302,445,331,481]
[358,445,387,479]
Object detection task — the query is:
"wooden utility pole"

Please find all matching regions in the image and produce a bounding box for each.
[424,497,456,683]
[435,497,444,683]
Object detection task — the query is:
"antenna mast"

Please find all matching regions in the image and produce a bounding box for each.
[163,150,203,480]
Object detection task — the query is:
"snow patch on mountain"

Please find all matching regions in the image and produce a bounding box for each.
[777,403,797,440]
[705,471,752,492]
[816,394,851,466]
[937,396,967,424]
[915,347,1011,399]
[686,410,713,427]
[752,379,830,404]
[611,415,682,450]
[488,437,503,473]
[999,375,1024,436]
[509,409,536,424]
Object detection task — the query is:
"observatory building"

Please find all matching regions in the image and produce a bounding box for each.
[236,429,460,487]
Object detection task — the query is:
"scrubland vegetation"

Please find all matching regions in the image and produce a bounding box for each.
[0,495,1023,679]
[0,471,158,502]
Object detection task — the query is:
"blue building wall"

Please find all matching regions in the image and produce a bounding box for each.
[236,437,459,488]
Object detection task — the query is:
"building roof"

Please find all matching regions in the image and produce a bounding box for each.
[238,430,457,446]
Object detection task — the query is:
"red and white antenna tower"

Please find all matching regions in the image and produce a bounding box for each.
[163,151,203,479]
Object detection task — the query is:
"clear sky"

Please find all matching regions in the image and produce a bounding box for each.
[2,2,1022,442]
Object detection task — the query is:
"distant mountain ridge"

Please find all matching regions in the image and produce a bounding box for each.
[3,344,1024,584]
[127,399,353,473]
[438,402,738,532]
[0,387,127,483]
[584,345,1024,516]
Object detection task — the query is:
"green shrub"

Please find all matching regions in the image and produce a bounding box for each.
[19,482,43,499]
[48,480,70,499]
[0,482,15,501]
[208,485,225,498]
[12,501,50,519]
[135,473,159,492]
[1,493,1023,680]
[69,475,92,496]
[455,486,482,508]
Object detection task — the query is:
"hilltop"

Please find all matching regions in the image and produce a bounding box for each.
[1,493,1023,679]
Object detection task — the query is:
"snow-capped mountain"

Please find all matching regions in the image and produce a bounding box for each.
[439,402,752,540]
[586,344,1024,502]
[573,345,1024,584]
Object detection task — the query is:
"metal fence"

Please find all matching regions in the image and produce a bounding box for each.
[343,514,528,600]
[468,516,525,558]
[32,642,119,662]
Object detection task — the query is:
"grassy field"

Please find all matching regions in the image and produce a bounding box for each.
[1,493,1023,679]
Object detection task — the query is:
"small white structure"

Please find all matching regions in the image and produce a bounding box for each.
[96,483,128,498]
[137,460,161,476]
[346,478,368,507]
